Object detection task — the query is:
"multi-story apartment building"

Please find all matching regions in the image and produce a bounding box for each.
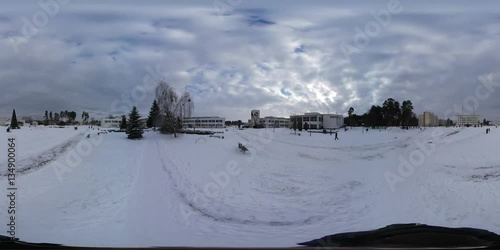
[418,112,439,127]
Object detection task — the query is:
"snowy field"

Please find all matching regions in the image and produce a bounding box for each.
[1,126,499,247]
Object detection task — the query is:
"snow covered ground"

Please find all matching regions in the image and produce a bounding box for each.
[0,126,499,247]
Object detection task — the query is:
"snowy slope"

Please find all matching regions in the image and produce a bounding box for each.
[0,126,86,162]
[0,126,499,247]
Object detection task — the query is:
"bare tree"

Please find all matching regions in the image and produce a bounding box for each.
[155,80,194,137]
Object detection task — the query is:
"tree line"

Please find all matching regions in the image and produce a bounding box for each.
[124,80,195,140]
[40,110,99,126]
[346,98,418,128]
[225,120,243,128]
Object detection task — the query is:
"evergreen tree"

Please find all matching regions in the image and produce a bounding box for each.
[69,111,77,123]
[348,107,354,126]
[119,115,127,130]
[409,113,419,127]
[176,117,183,131]
[401,100,414,128]
[10,109,20,129]
[304,122,310,130]
[161,111,175,134]
[146,99,161,128]
[44,110,49,125]
[49,111,53,122]
[382,98,401,126]
[126,107,143,139]
[81,111,90,124]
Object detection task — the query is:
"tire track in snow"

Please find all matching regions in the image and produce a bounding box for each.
[0,132,85,176]
[194,131,369,228]
[153,138,326,227]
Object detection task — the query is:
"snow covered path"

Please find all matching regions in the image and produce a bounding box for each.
[0,127,499,247]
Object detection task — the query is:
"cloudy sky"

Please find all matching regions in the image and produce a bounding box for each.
[1,0,500,121]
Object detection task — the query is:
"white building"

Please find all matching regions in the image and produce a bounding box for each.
[0,117,10,126]
[290,112,344,130]
[457,115,480,127]
[322,114,344,129]
[259,116,290,128]
[100,117,122,128]
[183,116,225,129]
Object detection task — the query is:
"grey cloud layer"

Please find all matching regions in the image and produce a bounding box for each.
[1,0,499,120]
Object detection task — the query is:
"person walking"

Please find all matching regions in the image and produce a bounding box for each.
[335,132,339,140]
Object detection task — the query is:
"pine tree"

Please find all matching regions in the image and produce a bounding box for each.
[304,122,310,130]
[348,107,354,127]
[10,109,20,129]
[44,110,49,125]
[119,115,127,130]
[176,117,183,131]
[126,107,143,139]
[146,99,161,128]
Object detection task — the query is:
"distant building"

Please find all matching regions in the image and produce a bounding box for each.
[0,117,10,126]
[259,116,290,128]
[139,118,148,129]
[0,118,26,127]
[100,117,122,128]
[418,112,439,127]
[183,116,225,129]
[457,115,480,127]
[490,120,500,126]
[248,110,261,127]
[290,112,344,130]
[21,116,33,124]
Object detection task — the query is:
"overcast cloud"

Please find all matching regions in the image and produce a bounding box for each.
[1,0,500,121]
